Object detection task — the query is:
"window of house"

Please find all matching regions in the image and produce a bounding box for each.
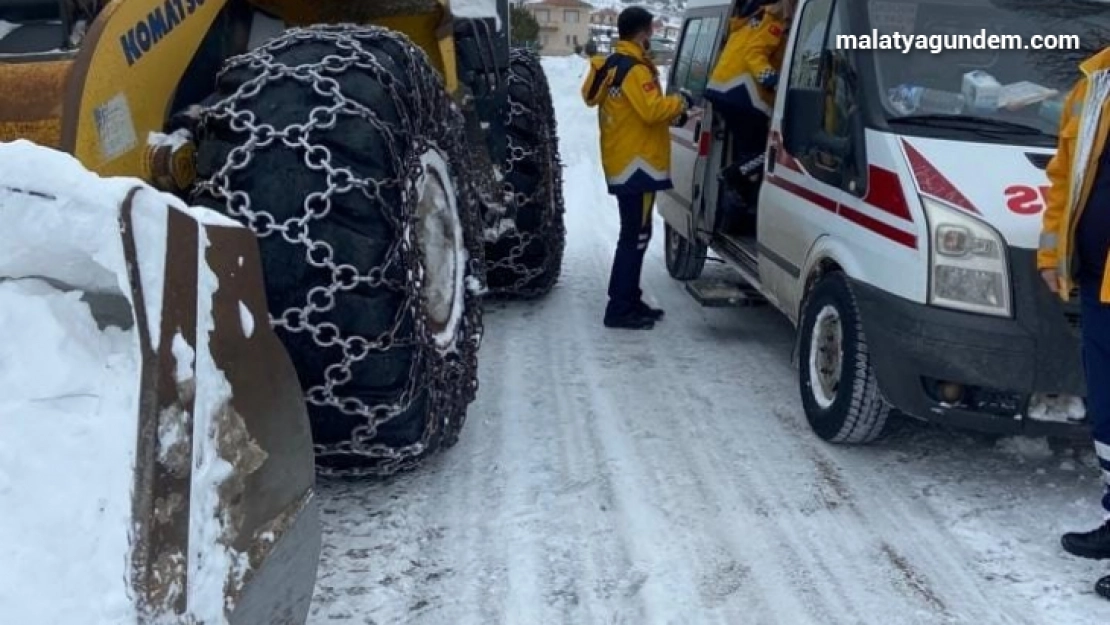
[670,16,722,101]
[535,9,550,23]
[565,10,579,23]
[566,34,572,46]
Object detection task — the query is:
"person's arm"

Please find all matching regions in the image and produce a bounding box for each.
[1039,83,1081,289]
[744,16,788,90]
[581,56,610,108]
[622,64,687,125]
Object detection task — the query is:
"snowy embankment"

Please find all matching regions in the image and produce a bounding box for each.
[0,279,138,623]
[0,140,246,624]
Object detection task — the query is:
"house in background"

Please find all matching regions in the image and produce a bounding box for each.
[523,0,593,56]
[588,7,618,53]
[657,16,681,42]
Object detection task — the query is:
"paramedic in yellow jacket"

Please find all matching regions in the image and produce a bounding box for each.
[581,6,692,330]
[705,0,793,165]
[1038,45,1110,599]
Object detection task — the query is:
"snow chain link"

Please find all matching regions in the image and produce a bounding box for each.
[192,25,484,477]
[483,48,567,298]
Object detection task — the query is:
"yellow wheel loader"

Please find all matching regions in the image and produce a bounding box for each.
[0,0,566,477]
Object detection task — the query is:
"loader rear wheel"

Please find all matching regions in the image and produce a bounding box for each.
[191,25,485,477]
[797,272,891,444]
[484,47,566,298]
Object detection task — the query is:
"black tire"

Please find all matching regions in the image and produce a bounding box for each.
[483,47,566,298]
[191,25,485,477]
[664,222,706,280]
[797,272,891,443]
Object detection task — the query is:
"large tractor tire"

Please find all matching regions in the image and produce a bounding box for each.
[483,47,566,298]
[191,25,485,477]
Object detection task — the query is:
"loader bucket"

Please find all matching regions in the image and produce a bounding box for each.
[0,140,320,624]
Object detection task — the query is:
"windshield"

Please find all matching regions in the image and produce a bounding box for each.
[864,0,1110,145]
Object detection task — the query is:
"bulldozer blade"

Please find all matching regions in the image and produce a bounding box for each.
[0,141,321,624]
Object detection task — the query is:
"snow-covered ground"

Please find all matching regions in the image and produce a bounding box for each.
[306,57,1110,624]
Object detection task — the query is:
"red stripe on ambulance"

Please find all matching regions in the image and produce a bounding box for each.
[863,165,913,221]
[901,139,980,214]
[767,174,918,249]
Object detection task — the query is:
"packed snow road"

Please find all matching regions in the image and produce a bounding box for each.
[308,57,1110,625]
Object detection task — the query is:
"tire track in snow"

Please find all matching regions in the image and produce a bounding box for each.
[553,66,1028,623]
[569,225,875,623]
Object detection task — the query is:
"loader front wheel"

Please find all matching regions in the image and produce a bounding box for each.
[191,25,485,477]
[484,47,566,298]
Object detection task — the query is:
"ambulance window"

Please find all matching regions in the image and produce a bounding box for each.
[820,7,858,138]
[671,16,722,100]
[817,3,864,186]
[672,20,704,96]
[784,0,864,191]
[787,0,833,90]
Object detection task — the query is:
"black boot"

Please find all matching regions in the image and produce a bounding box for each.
[635,300,664,320]
[1096,575,1110,599]
[1061,521,1110,559]
[604,309,655,330]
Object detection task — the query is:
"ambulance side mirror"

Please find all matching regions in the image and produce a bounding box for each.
[782,87,824,156]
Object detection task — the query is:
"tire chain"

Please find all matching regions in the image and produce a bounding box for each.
[482,47,567,298]
[191,24,485,477]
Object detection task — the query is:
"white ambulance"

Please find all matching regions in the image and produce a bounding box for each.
[659,0,1110,442]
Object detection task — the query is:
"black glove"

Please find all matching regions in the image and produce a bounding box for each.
[678,88,695,111]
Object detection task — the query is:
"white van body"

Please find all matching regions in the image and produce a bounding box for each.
[658,0,1110,442]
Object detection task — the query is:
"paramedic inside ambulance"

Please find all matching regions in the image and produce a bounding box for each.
[704,0,795,204]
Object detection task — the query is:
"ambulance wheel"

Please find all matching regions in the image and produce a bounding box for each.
[797,272,891,443]
[665,222,706,280]
[191,25,484,477]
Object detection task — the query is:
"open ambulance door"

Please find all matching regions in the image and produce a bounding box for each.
[666,5,729,242]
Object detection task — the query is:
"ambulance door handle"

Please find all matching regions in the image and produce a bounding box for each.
[767,146,777,173]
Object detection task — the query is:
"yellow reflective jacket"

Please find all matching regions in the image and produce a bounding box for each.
[705,9,787,116]
[1039,47,1110,302]
[581,41,687,195]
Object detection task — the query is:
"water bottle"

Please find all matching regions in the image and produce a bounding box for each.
[889,84,965,115]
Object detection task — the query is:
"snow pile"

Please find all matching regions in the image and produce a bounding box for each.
[451,0,502,29]
[1027,392,1086,423]
[0,279,139,624]
[995,436,1055,462]
[0,139,250,623]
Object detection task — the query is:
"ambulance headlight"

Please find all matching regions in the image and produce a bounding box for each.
[923,197,1011,317]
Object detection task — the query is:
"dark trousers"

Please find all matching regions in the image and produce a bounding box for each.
[727,110,770,163]
[607,192,654,318]
[1080,281,1110,513]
